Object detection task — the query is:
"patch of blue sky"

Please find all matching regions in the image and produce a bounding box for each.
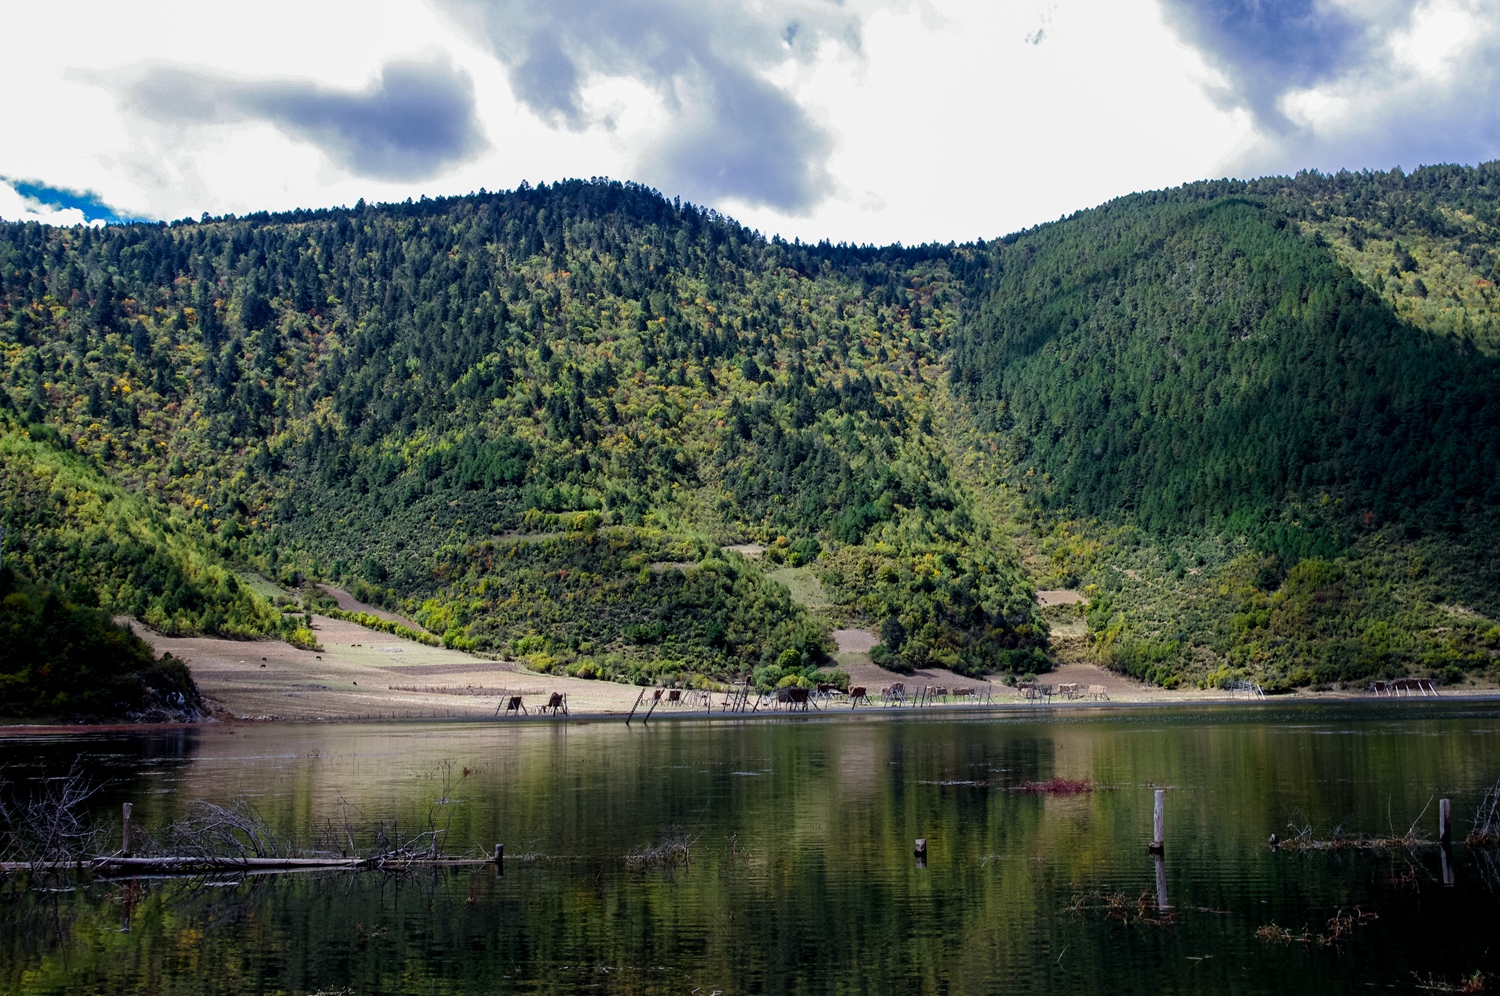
[3,178,141,224]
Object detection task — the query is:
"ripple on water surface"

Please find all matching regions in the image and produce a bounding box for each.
[2,701,1498,995]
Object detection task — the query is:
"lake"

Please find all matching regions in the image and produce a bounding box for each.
[2,701,1498,994]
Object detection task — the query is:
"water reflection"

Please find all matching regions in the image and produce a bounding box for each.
[1,702,1497,994]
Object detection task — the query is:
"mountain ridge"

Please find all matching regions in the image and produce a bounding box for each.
[3,165,1499,707]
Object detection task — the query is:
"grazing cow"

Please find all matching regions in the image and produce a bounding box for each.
[849,686,869,708]
[1087,684,1109,700]
[775,686,811,711]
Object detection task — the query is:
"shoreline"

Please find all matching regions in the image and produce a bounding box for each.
[11,594,1490,735]
[6,689,1500,736]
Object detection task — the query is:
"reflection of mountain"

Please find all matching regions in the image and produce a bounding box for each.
[6,726,201,786]
[5,712,1497,993]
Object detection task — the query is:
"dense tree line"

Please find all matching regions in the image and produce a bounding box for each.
[0,179,1043,685]
[952,195,1500,575]
[7,165,1500,693]
[952,165,1500,687]
[0,564,204,721]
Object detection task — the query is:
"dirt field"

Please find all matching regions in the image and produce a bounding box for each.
[104,581,1494,725]
[130,606,1211,723]
[132,613,645,721]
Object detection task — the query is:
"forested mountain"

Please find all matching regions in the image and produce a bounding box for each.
[952,164,1500,688]
[0,180,1041,695]
[4,165,1500,699]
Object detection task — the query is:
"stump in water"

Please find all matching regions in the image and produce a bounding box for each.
[1147,790,1165,855]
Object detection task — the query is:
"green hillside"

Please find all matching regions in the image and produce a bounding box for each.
[0,566,205,722]
[951,168,1500,688]
[4,167,1500,696]
[0,417,286,638]
[0,182,1042,687]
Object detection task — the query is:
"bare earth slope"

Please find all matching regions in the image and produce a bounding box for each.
[131,615,643,720]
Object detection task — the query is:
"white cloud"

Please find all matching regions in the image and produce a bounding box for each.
[0,182,101,227]
[2,0,1492,244]
[1218,0,1500,177]
[1388,0,1483,79]
[731,0,1249,243]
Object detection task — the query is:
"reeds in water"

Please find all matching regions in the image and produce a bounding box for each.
[1468,779,1500,848]
[1019,777,1093,795]
[624,832,695,870]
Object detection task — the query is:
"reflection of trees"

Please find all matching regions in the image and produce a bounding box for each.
[1,715,1498,993]
[1476,848,1500,902]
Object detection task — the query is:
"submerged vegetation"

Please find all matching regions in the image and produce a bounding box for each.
[3,165,1500,699]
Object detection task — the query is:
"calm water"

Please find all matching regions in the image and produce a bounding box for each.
[2,702,1499,995]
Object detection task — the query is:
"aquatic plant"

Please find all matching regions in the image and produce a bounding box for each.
[1468,779,1500,847]
[1019,777,1093,795]
[1254,909,1379,947]
[1275,803,1433,852]
[625,831,696,870]
[1064,890,1174,927]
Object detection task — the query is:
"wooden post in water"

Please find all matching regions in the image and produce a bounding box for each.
[1147,790,1165,855]
[642,688,663,724]
[120,881,136,933]
[625,688,646,726]
[1440,798,1455,886]
[914,838,927,868]
[493,843,504,877]
[121,802,133,858]
[1153,854,1168,912]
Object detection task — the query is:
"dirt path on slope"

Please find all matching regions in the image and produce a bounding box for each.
[318,584,424,631]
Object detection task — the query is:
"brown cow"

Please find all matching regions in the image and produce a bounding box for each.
[775,686,811,711]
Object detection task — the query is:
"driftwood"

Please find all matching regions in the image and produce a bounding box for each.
[2,760,493,882]
[0,854,494,876]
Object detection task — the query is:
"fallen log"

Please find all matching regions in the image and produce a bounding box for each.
[0,854,495,875]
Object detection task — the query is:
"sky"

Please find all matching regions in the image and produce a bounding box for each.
[1,0,1497,245]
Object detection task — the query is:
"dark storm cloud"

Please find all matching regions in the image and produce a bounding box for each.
[1158,1,1500,174]
[1156,0,1374,131]
[1235,33,1500,176]
[438,0,854,213]
[117,57,486,181]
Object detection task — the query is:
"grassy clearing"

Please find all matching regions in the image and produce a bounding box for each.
[766,566,832,609]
